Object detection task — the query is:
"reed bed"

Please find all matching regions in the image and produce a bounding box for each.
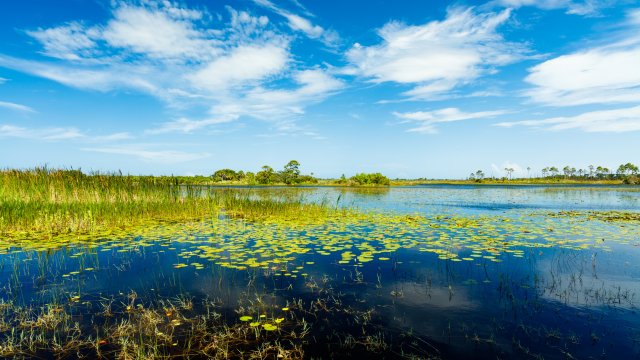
[0,168,335,240]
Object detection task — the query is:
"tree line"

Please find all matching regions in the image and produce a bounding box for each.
[211,161,391,186]
[211,160,315,185]
[469,163,639,184]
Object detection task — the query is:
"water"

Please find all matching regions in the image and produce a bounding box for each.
[1,185,639,359]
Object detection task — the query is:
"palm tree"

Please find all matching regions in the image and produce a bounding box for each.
[504,167,514,180]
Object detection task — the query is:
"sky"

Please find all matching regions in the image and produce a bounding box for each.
[1,0,639,179]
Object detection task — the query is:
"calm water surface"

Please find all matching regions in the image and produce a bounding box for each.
[1,185,639,359]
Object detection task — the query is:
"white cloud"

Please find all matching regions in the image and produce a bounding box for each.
[495,105,640,132]
[0,124,84,140]
[148,116,238,134]
[345,7,525,100]
[394,107,507,134]
[102,5,215,60]
[82,146,211,162]
[210,69,344,121]
[0,55,160,93]
[283,13,324,38]
[0,124,133,141]
[493,0,610,16]
[524,10,640,106]
[525,48,640,106]
[148,69,342,134]
[0,100,35,113]
[92,132,135,142]
[26,23,99,61]
[188,43,289,91]
[251,0,338,46]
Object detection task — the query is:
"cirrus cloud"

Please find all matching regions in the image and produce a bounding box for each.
[394,107,508,134]
[495,105,640,133]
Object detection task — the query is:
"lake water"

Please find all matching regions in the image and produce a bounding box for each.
[1,185,639,359]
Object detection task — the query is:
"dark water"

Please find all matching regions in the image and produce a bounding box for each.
[1,185,640,359]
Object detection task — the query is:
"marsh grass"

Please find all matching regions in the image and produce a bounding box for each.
[0,168,220,238]
[0,168,342,241]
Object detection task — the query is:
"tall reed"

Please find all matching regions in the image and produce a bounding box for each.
[0,168,336,239]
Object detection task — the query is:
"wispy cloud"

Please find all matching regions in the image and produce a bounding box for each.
[344,7,526,100]
[524,9,640,106]
[92,132,135,142]
[394,107,508,134]
[0,124,133,141]
[147,116,238,134]
[0,100,35,113]
[0,124,84,140]
[492,0,612,16]
[495,105,640,132]
[82,145,211,163]
[251,0,339,46]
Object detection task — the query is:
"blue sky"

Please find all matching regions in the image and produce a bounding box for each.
[1,0,639,178]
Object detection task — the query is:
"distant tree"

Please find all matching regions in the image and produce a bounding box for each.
[350,173,390,186]
[469,173,476,181]
[475,170,485,180]
[504,167,514,180]
[212,169,238,182]
[618,162,639,176]
[281,160,301,185]
[244,171,256,184]
[256,165,275,184]
[588,165,594,178]
[527,166,531,178]
[549,167,560,177]
[541,167,549,178]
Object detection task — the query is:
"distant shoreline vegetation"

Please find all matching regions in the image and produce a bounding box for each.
[200,160,392,187]
[186,161,640,186]
[2,162,639,188]
[462,163,639,185]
